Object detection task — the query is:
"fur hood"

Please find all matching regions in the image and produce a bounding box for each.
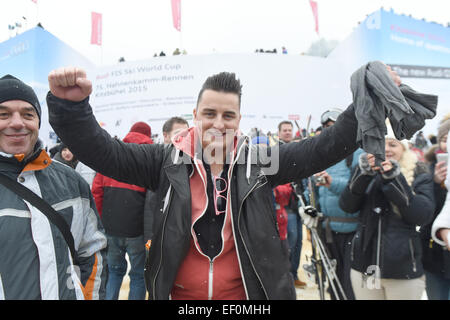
[424,144,440,163]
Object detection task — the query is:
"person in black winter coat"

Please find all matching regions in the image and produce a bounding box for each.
[421,115,450,300]
[339,128,434,300]
[92,122,154,300]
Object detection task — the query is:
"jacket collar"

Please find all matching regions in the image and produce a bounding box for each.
[169,126,263,192]
[0,139,52,173]
[171,127,246,162]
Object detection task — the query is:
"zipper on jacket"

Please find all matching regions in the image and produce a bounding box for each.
[393,177,409,206]
[225,141,251,299]
[192,156,224,300]
[350,234,357,262]
[348,168,363,191]
[409,238,417,273]
[208,260,214,300]
[0,273,4,300]
[236,175,269,299]
[152,186,173,299]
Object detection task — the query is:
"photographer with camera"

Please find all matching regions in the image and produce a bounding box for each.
[302,109,363,300]
[339,122,434,300]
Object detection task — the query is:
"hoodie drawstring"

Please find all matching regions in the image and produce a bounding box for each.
[173,148,180,165]
[246,136,252,184]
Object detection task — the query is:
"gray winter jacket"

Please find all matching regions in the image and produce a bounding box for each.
[0,141,107,300]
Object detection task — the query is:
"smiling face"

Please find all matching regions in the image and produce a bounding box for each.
[193,89,241,163]
[0,100,39,157]
[385,138,405,162]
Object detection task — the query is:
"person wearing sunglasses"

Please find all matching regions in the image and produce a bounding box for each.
[47,64,407,300]
[321,108,343,129]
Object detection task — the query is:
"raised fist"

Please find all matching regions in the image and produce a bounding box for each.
[48,67,92,102]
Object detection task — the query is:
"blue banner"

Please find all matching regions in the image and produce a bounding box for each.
[0,27,94,147]
[329,8,450,69]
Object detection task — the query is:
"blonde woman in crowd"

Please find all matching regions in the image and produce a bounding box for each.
[339,125,434,300]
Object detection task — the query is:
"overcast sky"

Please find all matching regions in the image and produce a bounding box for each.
[0,0,449,66]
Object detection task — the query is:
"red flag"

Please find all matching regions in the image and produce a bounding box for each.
[31,0,37,3]
[171,0,181,32]
[91,12,102,45]
[309,0,319,35]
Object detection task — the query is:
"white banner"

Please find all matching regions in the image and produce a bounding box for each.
[88,54,353,142]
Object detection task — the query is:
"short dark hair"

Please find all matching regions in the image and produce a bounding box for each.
[278,121,293,132]
[162,116,189,134]
[196,72,242,108]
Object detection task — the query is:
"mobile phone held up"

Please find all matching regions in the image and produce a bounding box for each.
[436,153,448,165]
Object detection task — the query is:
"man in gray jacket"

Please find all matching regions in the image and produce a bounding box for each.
[0,75,107,300]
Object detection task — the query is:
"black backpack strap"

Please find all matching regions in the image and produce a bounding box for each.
[0,173,78,265]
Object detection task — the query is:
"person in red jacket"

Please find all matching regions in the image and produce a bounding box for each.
[275,121,307,289]
[273,183,291,241]
[92,122,153,300]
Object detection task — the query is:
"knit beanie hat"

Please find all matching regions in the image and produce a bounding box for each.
[129,121,151,137]
[437,113,450,143]
[385,119,409,150]
[0,75,41,126]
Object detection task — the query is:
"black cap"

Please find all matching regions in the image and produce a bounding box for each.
[0,75,41,126]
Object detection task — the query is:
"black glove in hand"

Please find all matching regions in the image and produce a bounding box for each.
[380,159,401,181]
[358,153,376,176]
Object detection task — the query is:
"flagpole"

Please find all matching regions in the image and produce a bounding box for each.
[171,0,182,52]
[35,1,39,25]
[180,0,183,51]
[91,11,103,65]
[309,0,321,55]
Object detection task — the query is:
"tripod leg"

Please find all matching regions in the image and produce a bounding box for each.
[311,229,348,300]
[310,233,325,300]
[311,230,340,299]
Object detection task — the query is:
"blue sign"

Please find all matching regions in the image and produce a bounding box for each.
[329,8,450,68]
[0,27,94,147]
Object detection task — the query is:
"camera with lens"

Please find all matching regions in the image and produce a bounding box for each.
[314,176,325,184]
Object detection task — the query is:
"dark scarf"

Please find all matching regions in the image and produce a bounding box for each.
[350,61,438,166]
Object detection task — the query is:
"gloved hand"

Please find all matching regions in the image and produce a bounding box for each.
[358,153,376,176]
[299,206,322,229]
